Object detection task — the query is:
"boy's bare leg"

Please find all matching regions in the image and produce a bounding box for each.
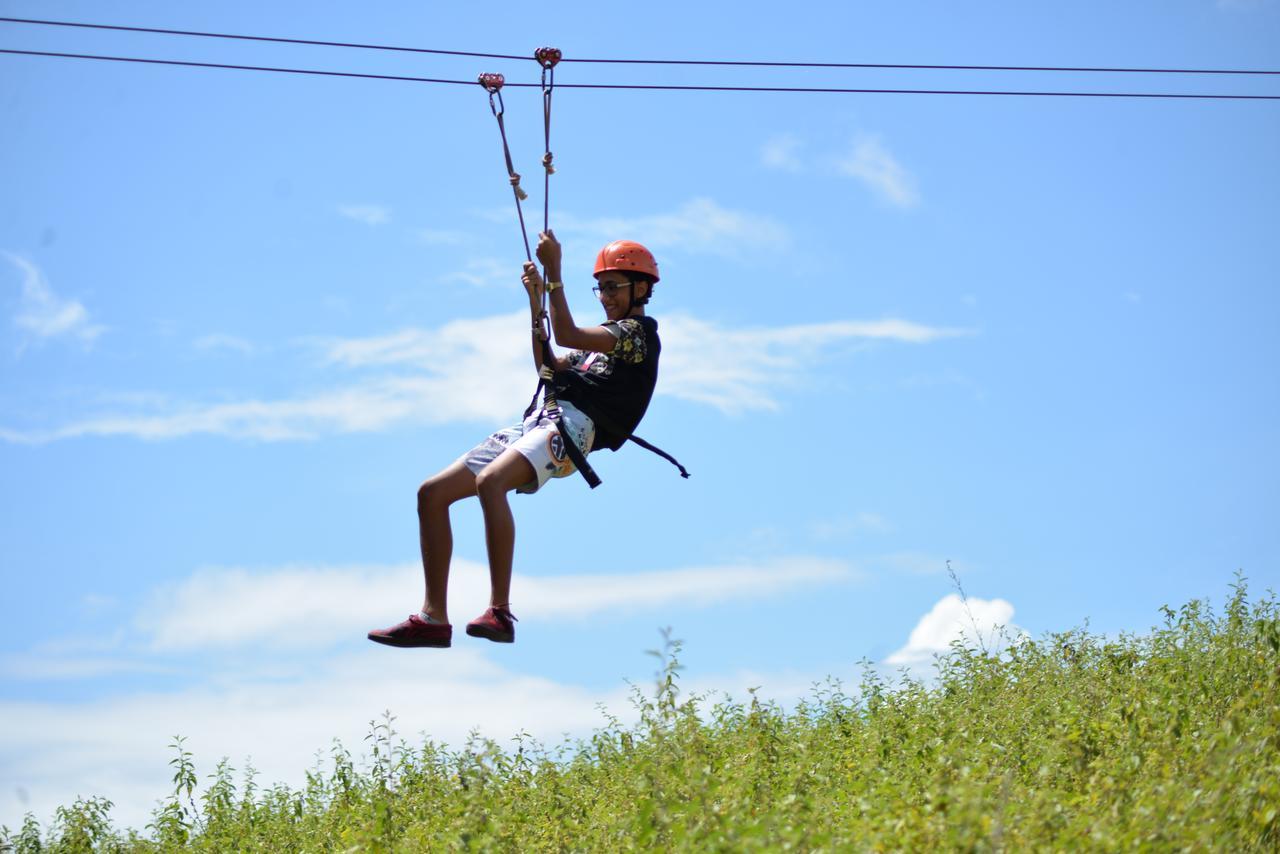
[417,461,479,625]
[473,448,537,610]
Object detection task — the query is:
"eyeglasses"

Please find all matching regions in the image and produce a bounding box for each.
[592,282,634,299]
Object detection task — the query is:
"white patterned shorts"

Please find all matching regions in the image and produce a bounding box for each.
[460,401,596,494]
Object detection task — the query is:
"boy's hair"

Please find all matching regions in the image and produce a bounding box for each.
[624,272,656,306]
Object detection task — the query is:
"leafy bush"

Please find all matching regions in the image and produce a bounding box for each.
[5,577,1278,851]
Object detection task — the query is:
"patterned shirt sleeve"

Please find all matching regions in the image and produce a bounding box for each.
[604,318,648,365]
[566,349,588,369]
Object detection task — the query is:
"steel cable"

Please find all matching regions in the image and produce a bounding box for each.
[3,49,1277,100]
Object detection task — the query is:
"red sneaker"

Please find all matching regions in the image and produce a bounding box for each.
[466,607,518,643]
[367,614,452,648]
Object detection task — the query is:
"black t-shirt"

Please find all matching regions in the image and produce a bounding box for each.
[553,315,660,451]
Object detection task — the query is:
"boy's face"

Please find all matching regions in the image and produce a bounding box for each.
[595,272,647,322]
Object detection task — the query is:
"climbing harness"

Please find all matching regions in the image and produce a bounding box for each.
[478,50,688,487]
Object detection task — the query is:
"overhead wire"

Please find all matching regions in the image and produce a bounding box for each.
[0,47,477,86]
[2,48,1278,100]
[2,15,1278,77]
[0,16,529,61]
[564,57,1280,75]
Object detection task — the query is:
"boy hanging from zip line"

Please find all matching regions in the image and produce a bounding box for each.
[368,230,662,648]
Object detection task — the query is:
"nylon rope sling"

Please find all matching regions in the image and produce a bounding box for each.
[479,51,689,487]
[479,54,600,489]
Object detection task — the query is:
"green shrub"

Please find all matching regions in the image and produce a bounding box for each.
[5,577,1278,851]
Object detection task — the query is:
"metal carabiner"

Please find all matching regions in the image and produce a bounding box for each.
[477,72,506,116]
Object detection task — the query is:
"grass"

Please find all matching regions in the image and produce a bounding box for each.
[5,575,1279,851]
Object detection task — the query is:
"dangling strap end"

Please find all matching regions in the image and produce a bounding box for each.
[627,434,691,480]
[510,172,528,200]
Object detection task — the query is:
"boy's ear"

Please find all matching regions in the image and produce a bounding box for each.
[636,280,651,301]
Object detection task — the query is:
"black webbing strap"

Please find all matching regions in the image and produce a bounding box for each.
[535,354,602,490]
[555,416,601,489]
[627,434,691,479]
[568,398,691,480]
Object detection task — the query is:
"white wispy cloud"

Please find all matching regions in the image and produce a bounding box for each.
[0,647,874,834]
[336,204,391,226]
[1,308,968,442]
[0,654,174,681]
[0,376,528,444]
[837,135,920,208]
[416,227,468,246]
[134,557,855,653]
[0,313,535,443]
[875,552,957,576]
[659,314,971,413]
[556,198,790,257]
[441,257,516,289]
[3,251,105,350]
[1,294,973,444]
[1,554,857,831]
[761,133,804,172]
[0,648,631,834]
[886,593,1026,666]
[809,512,890,540]
[192,333,256,356]
[0,649,869,833]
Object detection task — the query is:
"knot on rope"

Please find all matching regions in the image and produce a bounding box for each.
[477,72,505,93]
[534,47,562,69]
[542,152,556,174]
[509,172,528,200]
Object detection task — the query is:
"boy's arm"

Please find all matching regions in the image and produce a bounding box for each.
[521,262,570,372]
[537,230,623,354]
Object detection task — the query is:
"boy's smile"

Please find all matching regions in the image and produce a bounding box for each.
[594,273,640,322]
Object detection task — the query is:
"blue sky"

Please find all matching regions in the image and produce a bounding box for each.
[3,0,1278,832]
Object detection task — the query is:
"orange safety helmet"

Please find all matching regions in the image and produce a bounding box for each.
[593,240,660,283]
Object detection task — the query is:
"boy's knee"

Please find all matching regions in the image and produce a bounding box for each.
[417,479,449,515]
[474,469,504,503]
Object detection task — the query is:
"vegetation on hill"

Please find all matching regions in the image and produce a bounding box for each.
[6,577,1278,851]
